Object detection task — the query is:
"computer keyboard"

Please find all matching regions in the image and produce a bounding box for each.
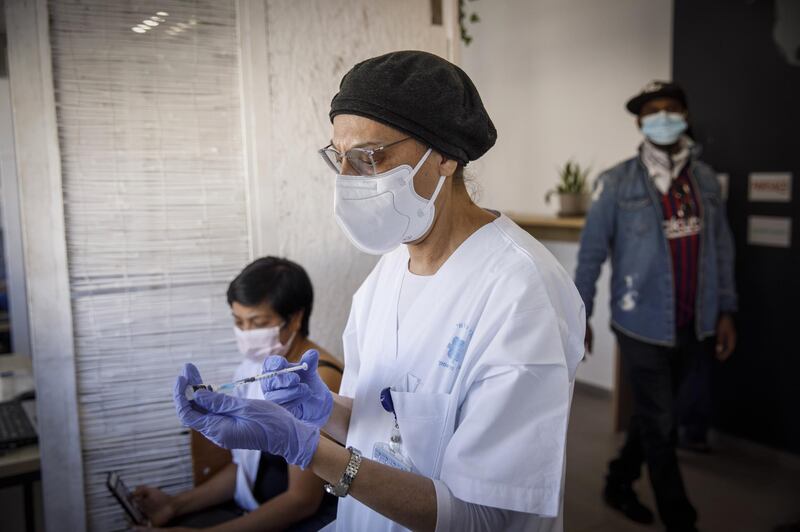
[0,400,38,450]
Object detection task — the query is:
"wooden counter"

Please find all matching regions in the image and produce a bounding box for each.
[508,213,586,242]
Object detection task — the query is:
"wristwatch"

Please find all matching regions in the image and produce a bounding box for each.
[324,446,362,497]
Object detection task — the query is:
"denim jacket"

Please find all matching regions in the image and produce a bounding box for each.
[574,153,738,346]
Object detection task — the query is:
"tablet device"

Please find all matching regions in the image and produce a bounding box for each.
[106,471,147,525]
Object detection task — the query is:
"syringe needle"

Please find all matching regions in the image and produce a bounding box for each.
[185,362,309,400]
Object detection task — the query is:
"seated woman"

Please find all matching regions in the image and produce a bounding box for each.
[134,257,343,531]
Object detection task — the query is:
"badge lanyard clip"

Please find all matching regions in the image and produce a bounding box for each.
[380,387,403,453]
[375,387,415,472]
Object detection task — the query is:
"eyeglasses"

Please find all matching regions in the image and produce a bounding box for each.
[319,137,413,176]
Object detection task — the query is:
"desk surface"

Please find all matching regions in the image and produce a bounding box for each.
[0,354,40,479]
[0,354,35,401]
[0,353,32,373]
[0,445,40,479]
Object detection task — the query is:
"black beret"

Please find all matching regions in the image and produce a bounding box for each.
[626,80,688,115]
[329,50,496,165]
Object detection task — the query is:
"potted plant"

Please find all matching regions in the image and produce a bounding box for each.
[545,160,591,217]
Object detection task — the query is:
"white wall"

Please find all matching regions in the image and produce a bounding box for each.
[461,0,673,390]
[253,0,450,358]
[461,0,673,215]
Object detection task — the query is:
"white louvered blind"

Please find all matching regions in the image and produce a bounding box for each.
[49,1,250,529]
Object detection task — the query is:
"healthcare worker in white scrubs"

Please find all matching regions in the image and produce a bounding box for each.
[174,51,586,531]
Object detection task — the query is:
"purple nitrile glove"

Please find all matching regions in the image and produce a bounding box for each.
[260,350,333,428]
[173,363,320,468]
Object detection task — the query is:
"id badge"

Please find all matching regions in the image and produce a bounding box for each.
[374,386,417,473]
[373,441,415,472]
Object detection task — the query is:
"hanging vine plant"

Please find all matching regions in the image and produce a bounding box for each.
[459,0,480,45]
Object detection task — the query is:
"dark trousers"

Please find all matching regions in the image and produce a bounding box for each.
[677,343,713,443]
[608,326,708,529]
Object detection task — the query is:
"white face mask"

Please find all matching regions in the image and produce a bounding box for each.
[234,324,294,362]
[334,148,446,255]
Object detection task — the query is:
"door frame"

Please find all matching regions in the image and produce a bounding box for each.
[5,0,86,529]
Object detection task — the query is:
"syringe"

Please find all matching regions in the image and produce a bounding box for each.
[185,363,308,400]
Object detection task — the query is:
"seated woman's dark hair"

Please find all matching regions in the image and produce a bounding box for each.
[227,257,313,337]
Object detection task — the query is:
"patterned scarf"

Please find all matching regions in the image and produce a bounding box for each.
[639,135,693,194]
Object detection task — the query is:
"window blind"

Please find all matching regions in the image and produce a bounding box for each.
[48,1,250,529]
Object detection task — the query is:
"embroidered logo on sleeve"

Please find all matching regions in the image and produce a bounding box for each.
[439,323,474,371]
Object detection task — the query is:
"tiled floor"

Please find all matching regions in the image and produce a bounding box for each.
[565,386,800,532]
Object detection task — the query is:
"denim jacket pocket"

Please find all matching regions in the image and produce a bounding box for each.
[618,196,654,235]
[618,196,651,210]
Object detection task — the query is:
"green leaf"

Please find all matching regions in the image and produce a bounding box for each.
[556,159,591,193]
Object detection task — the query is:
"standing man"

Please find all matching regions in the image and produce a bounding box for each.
[575,81,737,532]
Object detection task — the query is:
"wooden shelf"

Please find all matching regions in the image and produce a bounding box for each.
[508,212,586,242]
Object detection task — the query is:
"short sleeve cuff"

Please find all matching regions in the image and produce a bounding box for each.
[433,478,454,532]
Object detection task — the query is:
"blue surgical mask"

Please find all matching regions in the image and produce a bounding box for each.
[640,111,688,145]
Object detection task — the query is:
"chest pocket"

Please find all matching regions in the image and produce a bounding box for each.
[391,391,451,478]
[618,196,654,236]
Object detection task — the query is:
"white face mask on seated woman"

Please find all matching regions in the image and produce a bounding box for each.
[234,325,294,362]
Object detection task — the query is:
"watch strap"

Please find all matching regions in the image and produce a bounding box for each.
[324,446,362,497]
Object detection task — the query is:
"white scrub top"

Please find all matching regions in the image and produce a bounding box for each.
[231,358,265,511]
[333,213,586,532]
